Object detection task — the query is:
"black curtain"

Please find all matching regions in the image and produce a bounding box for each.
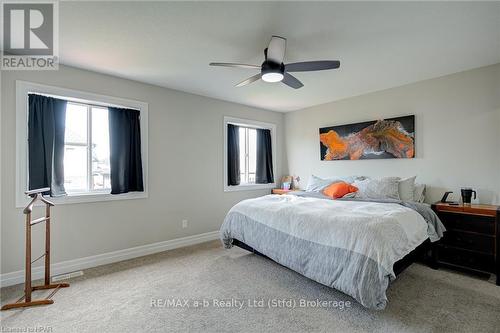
[227,124,240,186]
[108,107,144,194]
[28,94,67,196]
[255,128,274,184]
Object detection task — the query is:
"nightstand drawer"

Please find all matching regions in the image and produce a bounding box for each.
[441,230,494,254]
[438,212,495,235]
[432,202,499,285]
[437,245,495,273]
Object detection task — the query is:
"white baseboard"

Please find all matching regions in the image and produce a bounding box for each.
[1,230,220,288]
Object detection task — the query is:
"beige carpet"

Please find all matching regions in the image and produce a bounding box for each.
[1,240,499,333]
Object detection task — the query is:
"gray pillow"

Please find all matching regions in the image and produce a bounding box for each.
[398,176,417,201]
[353,177,401,200]
[414,183,426,203]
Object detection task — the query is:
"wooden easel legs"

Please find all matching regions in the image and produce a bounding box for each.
[32,283,70,291]
[1,282,70,310]
[1,196,69,311]
[1,300,54,310]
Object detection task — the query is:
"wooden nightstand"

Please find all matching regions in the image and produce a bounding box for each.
[272,189,301,195]
[431,202,499,285]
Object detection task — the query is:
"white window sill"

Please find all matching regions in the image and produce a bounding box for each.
[15,191,148,208]
[224,183,275,192]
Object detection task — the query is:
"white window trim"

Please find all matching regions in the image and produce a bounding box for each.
[223,116,276,192]
[15,80,149,207]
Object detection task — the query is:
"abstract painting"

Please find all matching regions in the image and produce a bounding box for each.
[319,115,415,160]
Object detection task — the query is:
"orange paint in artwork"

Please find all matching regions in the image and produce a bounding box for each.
[320,119,415,160]
[320,130,348,160]
[378,128,414,158]
[385,128,413,145]
[349,149,364,160]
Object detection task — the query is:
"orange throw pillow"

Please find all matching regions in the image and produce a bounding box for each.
[322,182,358,199]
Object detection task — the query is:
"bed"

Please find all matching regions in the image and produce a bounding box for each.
[220,193,445,310]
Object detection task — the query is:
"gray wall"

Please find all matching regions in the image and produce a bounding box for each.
[0,66,285,274]
[285,64,500,204]
[2,63,499,276]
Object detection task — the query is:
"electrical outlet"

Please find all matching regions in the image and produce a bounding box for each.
[182,220,188,228]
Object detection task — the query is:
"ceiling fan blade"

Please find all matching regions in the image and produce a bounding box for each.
[236,73,261,87]
[266,36,286,63]
[210,62,260,69]
[282,73,303,89]
[285,60,340,72]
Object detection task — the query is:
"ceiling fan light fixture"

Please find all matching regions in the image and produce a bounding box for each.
[262,72,284,83]
[261,61,285,83]
[210,36,340,89]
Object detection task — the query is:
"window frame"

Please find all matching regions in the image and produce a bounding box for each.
[63,101,111,195]
[238,126,257,185]
[15,80,149,207]
[223,116,276,192]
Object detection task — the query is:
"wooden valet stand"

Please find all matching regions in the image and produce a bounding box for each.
[1,188,69,311]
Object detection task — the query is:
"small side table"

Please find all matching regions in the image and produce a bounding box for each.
[272,189,302,195]
[431,202,499,286]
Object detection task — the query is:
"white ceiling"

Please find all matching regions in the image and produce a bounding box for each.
[60,2,500,112]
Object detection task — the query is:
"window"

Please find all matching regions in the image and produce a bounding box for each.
[16,81,149,207]
[239,126,257,184]
[64,102,111,194]
[223,116,276,192]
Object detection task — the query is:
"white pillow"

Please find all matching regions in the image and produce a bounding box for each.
[305,175,337,192]
[414,183,426,203]
[398,176,417,201]
[305,175,367,192]
[342,192,357,199]
[353,177,401,200]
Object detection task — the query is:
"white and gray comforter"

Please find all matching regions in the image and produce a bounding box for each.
[220,194,445,310]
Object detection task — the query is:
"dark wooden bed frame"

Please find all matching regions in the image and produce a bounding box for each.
[231,238,437,277]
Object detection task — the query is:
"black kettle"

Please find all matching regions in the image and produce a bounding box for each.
[461,188,477,204]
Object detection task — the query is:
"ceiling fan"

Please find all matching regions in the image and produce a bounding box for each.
[209,36,340,89]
